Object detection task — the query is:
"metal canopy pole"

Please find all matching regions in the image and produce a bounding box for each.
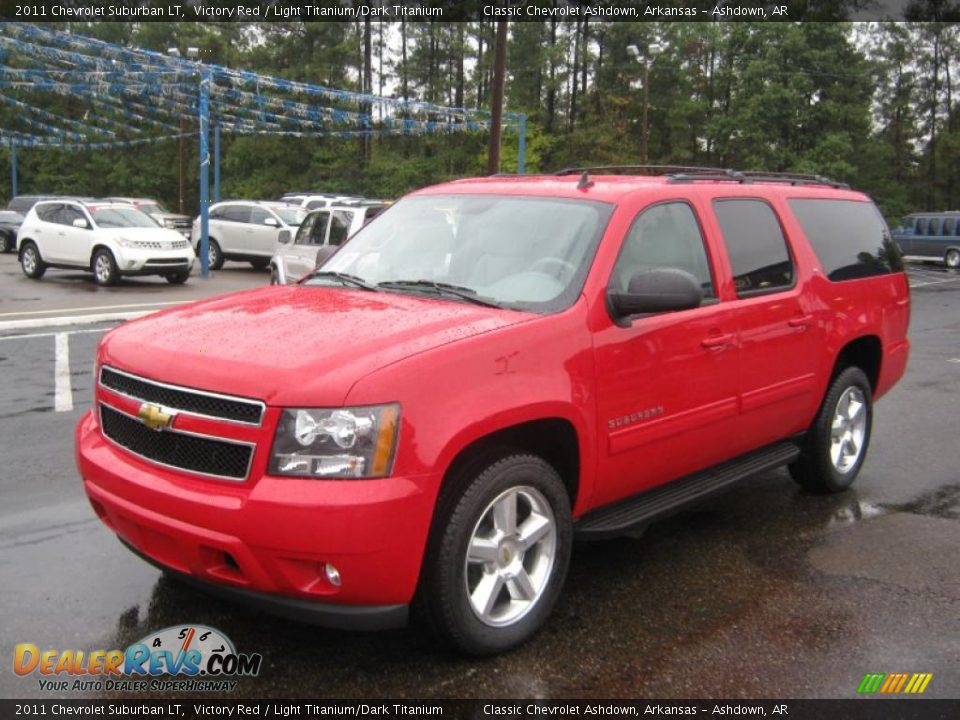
[213,122,221,203]
[517,114,527,175]
[10,143,18,198]
[198,68,211,278]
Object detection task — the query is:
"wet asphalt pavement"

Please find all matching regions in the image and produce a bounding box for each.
[0,256,957,700]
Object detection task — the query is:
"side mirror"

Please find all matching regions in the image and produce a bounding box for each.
[608,268,703,319]
[277,229,292,244]
[264,217,279,227]
[72,218,89,229]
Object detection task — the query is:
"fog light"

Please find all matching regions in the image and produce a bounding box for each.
[324,563,341,587]
[127,260,136,268]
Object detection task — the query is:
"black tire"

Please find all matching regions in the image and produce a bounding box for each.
[250,258,269,271]
[946,248,960,270]
[789,367,873,494]
[20,242,46,279]
[419,453,572,656]
[92,248,120,286]
[0,232,12,253]
[199,238,224,270]
[165,271,190,285]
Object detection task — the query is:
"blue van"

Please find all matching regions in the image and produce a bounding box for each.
[891,212,960,269]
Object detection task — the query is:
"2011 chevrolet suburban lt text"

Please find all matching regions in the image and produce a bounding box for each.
[76,167,910,656]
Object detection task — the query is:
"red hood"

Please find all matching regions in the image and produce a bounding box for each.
[99,286,531,406]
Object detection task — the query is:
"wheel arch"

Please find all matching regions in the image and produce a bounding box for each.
[89,243,115,268]
[832,335,882,392]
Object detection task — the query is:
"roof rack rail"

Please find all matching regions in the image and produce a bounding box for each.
[668,169,848,189]
[555,165,730,177]
[552,165,849,189]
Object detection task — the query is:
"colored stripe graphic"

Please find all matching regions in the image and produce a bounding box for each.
[858,672,932,694]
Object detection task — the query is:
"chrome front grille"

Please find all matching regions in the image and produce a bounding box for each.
[100,366,264,425]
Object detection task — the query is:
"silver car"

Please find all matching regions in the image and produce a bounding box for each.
[194,201,306,270]
[269,203,388,284]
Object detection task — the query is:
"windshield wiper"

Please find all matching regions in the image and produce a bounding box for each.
[302,270,379,291]
[377,280,502,308]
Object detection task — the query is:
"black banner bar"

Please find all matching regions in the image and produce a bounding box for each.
[2,700,959,720]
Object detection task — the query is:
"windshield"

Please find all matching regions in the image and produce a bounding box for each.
[90,207,159,228]
[273,206,307,226]
[314,194,613,313]
[0,211,24,222]
[137,201,166,215]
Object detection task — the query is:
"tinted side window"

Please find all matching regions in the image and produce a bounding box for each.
[915,218,928,235]
[788,199,904,281]
[221,205,251,223]
[249,207,271,225]
[35,204,61,223]
[209,206,225,220]
[311,212,331,245]
[63,206,89,228]
[928,218,942,236]
[611,202,715,298]
[328,211,352,247]
[294,213,317,245]
[713,199,794,296]
[943,218,956,236]
[306,199,327,210]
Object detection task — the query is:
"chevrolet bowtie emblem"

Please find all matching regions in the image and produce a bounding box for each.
[137,403,175,431]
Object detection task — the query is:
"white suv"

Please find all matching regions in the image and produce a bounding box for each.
[269,203,388,284]
[193,201,305,270]
[18,200,195,286]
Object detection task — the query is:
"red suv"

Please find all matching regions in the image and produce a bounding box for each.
[76,167,910,655]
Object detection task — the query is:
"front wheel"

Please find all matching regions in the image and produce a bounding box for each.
[200,238,224,271]
[420,454,572,656]
[92,249,119,286]
[20,242,46,279]
[946,248,960,269]
[789,367,873,493]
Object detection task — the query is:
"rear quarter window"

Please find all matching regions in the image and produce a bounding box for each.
[788,199,904,281]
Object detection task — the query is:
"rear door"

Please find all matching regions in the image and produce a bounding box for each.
[216,204,251,254]
[712,198,824,448]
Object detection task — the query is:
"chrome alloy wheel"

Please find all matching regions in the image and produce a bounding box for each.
[94,253,113,284]
[464,485,557,627]
[22,246,37,274]
[830,386,867,473]
[208,244,218,268]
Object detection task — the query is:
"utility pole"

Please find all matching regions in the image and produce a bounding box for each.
[487,20,508,175]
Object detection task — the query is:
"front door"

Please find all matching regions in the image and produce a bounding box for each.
[593,201,741,508]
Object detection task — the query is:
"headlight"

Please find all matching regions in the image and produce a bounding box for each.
[163,219,177,228]
[269,404,400,479]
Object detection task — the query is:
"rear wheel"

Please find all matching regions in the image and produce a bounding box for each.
[92,248,119,286]
[946,248,960,269]
[419,453,572,656]
[20,242,46,279]
[789,367,873,493]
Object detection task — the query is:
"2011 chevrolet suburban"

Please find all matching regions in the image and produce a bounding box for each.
[76,167,910,656]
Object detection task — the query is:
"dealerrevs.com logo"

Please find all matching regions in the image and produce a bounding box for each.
[14,625,262,693]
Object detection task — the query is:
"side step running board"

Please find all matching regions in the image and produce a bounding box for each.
[575,442,801,539]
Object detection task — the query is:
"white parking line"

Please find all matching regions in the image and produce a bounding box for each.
[54,333,73,412]
[0,327,110,342]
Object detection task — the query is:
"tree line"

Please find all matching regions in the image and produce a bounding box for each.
[2,20,959,227]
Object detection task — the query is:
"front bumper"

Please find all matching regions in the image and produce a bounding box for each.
[75,410,436,628]
[117,253,194,275]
